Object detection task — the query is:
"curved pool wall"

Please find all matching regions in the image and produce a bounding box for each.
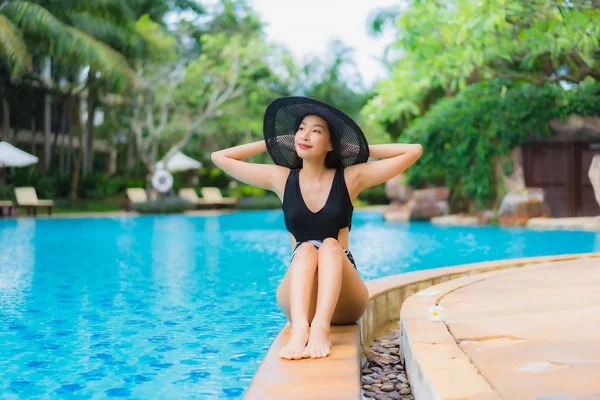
[247,252,600,400]
[1,211,598,398]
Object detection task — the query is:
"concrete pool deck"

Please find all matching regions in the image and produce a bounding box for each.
[246,252,600,399]
[401,254,600,400]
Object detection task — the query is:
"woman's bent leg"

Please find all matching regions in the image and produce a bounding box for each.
[276,240,368,360]
[303,238,368,358]
[276,242,318,360]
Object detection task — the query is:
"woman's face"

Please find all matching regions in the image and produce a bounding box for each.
[294,115,333,161]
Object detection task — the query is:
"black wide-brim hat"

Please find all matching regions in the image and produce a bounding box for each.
[263,96,370,169]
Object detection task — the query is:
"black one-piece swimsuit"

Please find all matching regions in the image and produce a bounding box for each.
[282,167,357,269]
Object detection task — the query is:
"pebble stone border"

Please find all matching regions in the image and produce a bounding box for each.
[361,331,413,400]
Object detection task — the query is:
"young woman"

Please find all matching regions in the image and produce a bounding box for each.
[211,96,422,360]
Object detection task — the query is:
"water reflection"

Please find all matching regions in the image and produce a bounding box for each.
[0,219,36,318]
[151,216,199,304]
[203,216,222,281]
[0,211,598,399]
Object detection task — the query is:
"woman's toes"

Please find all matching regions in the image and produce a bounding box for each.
[306,326,331,359]
[278,348,290,359]
[292,349,304,360]
[278,326,310,361]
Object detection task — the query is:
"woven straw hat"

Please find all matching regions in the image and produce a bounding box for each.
[263,96,370,169]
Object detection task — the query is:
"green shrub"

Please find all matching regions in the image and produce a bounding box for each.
[52,198,124,213]
[231,184,267,198]
[79,173,120,198]
[131,196,195,214]
[115,177,147,192]
[9,169,148,200]
[358,184,389,205]
[197,167,231,188]
[402,80,600,210]
[236,195,282,210]
[353,198,369,208]
[0,182,13,200]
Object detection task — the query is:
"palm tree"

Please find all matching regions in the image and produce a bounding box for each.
[0,0,139,205]
[0,1,134,83]
[39,0,143,173]
[0,0,136,148]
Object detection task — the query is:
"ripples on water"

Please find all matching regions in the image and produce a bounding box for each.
[0,211,598,398]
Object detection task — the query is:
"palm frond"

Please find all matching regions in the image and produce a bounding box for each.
[2,1,137,88]
[47,0,134,22]
[69,13,133,50]
[91,0,135,21]
[0,13,32,77]
[61,25,139,88]
[1,1,65,41]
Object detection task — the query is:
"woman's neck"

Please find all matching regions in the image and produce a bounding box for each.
[301,159,330,180]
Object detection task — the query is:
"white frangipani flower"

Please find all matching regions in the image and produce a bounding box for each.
[428,305,447,322]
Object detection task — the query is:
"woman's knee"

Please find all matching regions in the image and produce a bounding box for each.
[318,238,343,256]
[294,242,318,259]
[290,242,318,274]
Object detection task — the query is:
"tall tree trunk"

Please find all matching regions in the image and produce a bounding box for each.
[86,92,96,173]
[81,103,88,174]
[83,70,96,175]
[51,99,66,170]
[30,117,36,155]
[146,141,159,191]
[43,57,52,170]
[68,98,74,171]
[1,96,9,142]
[126,132,135,174]
[12,121,21,144]
[69,97,84,204]
[58,98,69,173]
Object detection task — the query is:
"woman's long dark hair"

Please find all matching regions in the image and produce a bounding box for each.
[324,126,343,169]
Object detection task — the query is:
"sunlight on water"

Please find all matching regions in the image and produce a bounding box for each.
[1,211,598,398]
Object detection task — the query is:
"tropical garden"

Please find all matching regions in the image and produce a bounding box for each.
[0,0,598,215]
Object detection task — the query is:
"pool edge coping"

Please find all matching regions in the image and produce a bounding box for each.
[245,251,600,400]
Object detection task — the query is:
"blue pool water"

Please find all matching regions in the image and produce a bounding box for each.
[1,211,599,398]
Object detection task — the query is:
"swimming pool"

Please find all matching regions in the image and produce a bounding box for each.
[1,211,599,398]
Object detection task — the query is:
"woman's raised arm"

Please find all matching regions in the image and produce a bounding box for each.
[345,143,423,196]
[211,140,289,194]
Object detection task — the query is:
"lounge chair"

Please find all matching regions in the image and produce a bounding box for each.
[200,187,238,207]
[0,200,15,217]
[14,187,54,216]
[178,188,205,208]
[125,188,148,211]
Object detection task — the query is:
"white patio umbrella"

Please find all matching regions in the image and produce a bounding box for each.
[156,151,202,172]
[0,141,39,167]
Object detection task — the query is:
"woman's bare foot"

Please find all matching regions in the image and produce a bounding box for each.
[278,324,310,360]
[303,323,331,359]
